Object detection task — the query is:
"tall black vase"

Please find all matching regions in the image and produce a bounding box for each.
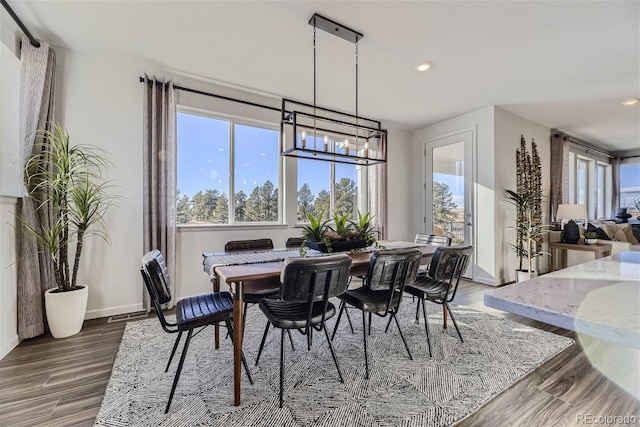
[562,220,580,244]
[615,207,632,224]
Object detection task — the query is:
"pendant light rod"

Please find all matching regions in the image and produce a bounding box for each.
[308,13,363,44]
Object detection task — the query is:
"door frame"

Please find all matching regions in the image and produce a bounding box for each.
[423,127,477,280]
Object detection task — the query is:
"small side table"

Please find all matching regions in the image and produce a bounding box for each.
[549,241,613,271]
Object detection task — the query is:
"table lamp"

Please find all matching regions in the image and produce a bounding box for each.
[556,204,588,244]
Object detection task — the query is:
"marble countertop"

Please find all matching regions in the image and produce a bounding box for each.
[484,252,640,349]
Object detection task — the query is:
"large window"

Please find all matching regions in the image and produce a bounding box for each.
[621,161,640,216]
[576,158,588,205]
[569,149,611,219]
[177,111,280,225]
[296,137,360,222]
[595,163,607,219]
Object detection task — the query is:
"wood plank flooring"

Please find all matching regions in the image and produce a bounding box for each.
[1,280,638,426]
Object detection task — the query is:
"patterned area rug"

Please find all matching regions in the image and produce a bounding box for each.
[95,299,573,427]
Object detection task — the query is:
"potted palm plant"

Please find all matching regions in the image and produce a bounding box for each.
[18,122,116,338]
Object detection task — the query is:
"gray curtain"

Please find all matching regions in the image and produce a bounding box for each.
[142,75,177,310]
[368,140,388,239]
[16,36,56,339]
[549,132,570,221]
[611,157,621,215]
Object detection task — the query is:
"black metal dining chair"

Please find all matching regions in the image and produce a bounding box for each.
[285,236,305,248]
[414,233,452,247]
[402,245,473,357]
[140,249,253,413]
[254,254,352,407]
[331,248,422,379]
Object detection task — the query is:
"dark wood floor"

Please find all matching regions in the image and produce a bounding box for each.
[1,281,638,427]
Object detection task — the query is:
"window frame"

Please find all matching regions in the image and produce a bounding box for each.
[176,106,283,228]
[295,148,368,224]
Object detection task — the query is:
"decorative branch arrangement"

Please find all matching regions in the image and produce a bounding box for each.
[510,135,546,272]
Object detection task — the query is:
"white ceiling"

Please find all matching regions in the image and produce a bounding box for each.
[4,0,640,152]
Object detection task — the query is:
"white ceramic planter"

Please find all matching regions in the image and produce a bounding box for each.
[44,285,88,338]
[516,270,537,283]
[585,238,598,245]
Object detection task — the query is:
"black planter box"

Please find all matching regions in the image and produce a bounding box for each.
[305,239,368,253]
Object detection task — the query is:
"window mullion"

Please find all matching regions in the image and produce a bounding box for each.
[229,121,235,224]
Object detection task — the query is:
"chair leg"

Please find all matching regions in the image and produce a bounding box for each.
[226,320,253,385]
[362,311,370,379]
[166,331,183,373]
[255,321,271,366]
[368,312,372,336]
[242,302,249,337]
[287,329,295,351]
[279,328,286,408]
[443,304,448,329]
[444,302,464,343]
[421,299,432,357]
[331,301,347,341]
[415,298,421,324]
[384,313,393,333]
[392,312,413,360]
[323,324,344,383]
[165,329,192,413]
[343,303,355,334]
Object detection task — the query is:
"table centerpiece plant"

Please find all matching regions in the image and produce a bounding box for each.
[300,210,379,253]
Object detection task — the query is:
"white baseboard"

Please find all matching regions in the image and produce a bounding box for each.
[85,303,144,320]
[473,276,497,286]
[1,334,20,360]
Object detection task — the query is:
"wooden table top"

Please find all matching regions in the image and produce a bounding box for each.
[215,244,437,285]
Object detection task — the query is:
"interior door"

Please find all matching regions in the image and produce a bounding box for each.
[424,130,474,278]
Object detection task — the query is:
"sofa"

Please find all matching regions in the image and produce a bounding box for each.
[549,220,640,267]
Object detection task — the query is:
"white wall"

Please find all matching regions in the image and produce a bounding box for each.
[0,26,21,358]
[54,48,147,318]
[412,107,496,285]
[494,107,551,283]
[0,197,19,359]
[0,41,21,197]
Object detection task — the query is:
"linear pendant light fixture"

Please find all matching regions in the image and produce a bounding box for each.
[280,13,387,166]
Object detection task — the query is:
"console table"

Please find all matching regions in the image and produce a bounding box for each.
[549,241,612,272]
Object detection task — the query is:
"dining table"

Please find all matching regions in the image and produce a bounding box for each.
[202,241,437,406]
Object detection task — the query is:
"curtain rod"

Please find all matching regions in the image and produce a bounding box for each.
[555,132,614,159]
[138,76,281,113]
[0,0,40,48]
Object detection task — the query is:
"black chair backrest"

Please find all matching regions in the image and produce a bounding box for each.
[140,250,175,332]
[414,233,452,247]
[141,250,172,304]
[366,248,422,292]
[285,237,305,248]
[280,254,352,303]
[428,245,474,301]
[225,238,274,252]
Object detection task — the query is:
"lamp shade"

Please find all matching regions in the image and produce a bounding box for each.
[556,204,587,220]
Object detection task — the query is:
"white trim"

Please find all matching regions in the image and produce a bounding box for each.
[85,303,144,320]
[0,195,19,204]
[0,335,19,360]
[473,276,496,286]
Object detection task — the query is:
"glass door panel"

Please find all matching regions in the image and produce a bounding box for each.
[425,131,473,278]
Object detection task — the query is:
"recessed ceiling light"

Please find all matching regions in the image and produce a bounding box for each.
[415,61,433,72]
[621,98,639,106]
